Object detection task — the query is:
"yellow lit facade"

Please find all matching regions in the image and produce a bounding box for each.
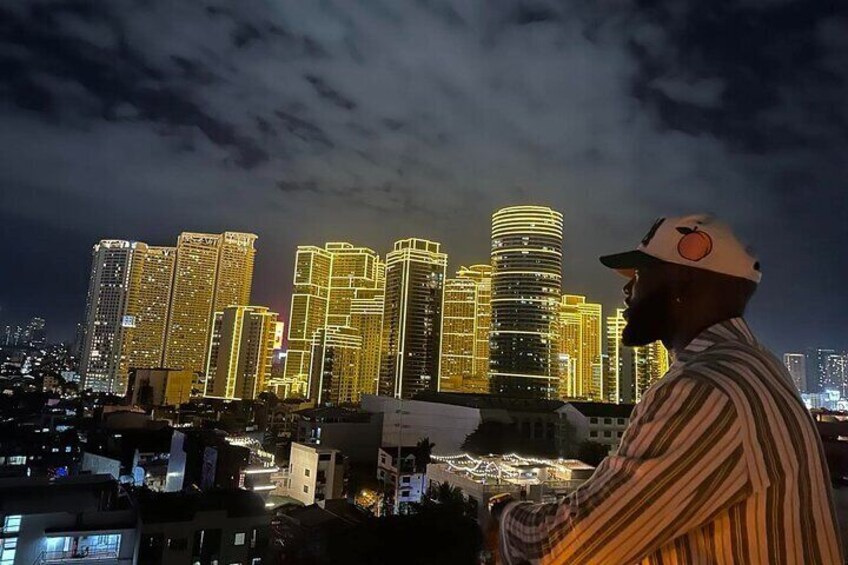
[205,306,277,400]
[559,295,602,400]
[283,246,333,397]
[324,242,382,326]
[634,341,670,402]
[490,206,563,399]
[439,265,492,393]
[309,326,362,405]
[163,232,257,374]
[350,290,384,398]
[120,246,176,386]
[379,238,447,399]
[605,308,628,403]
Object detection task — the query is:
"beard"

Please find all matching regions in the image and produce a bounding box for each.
[622,288,672,347]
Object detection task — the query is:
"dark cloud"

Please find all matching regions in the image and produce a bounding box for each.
[0,0,846,354]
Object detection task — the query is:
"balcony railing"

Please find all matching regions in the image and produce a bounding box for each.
[43,549,119,562]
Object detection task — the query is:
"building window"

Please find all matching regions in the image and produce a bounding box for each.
[617,418,625,426]
[2,516,21,534]
[401,490,410,498]
[603,418,611,425]
[589,430,597,438]
[304,468,310,477]
[168,538,188,550]
[233,533,245,547]
[402,477,410,484]
[303,485,309,494]
[617,431,623,438]
[0,538,17,565]
[603,430,611,438]
[589,417,598,424]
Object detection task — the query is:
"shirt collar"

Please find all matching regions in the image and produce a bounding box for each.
[671,317,756,366]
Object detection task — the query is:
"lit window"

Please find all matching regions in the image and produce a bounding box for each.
[2,516,21,534]
[233,533,245,546]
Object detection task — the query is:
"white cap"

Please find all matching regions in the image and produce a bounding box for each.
[600,214,762,283]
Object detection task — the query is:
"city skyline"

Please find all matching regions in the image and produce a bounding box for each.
[2,2,847,357]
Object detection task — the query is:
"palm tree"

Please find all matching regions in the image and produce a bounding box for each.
[414,437,435,473]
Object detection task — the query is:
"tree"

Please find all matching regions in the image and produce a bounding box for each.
[461,421,524,456]
[577,440,609,467]
[413,437,434,473]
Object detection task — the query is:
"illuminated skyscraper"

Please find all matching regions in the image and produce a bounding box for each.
[283,242,384,400]
[559,295,602,400]
[605,309,630,403]
[164,232,256,375]
[121,246,176,380]
[825,353,848,398]
[324,242,382,326]
[439,265,492,393]
[490,206,563,399]
[205,305,277,400]
[634,341,670,402]
[350,291,384,398]
[24,317,46,348]
[80,240,143,393]
[379,238,447,399]
[439,277,477,393]
[309,326,362,405]
[783,353,806,393]
[559,299,582,399]
[214,232,258,312]
[283,246,333,397]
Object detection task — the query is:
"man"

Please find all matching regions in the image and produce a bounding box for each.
[493,214,843,564]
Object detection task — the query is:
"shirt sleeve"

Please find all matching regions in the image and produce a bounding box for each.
[499,374,753,565]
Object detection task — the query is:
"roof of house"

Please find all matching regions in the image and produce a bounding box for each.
[412,392,565,413]
[565,402,636,419]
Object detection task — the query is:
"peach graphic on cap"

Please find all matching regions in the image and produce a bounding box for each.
[676,227,713,262]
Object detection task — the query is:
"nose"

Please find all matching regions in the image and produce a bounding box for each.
[623,278,634,303]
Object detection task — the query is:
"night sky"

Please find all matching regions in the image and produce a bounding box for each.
[1,0,846,355]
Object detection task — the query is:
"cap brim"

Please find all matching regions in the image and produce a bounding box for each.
[599,250,664,278]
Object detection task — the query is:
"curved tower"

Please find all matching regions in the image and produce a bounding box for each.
[489,205,563,398]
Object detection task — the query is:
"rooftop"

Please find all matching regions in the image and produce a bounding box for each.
[412,392,565,413]
[565,401,636,419]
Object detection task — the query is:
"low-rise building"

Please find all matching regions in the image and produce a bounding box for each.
[557,402,635,452]
[285,443,345,506]
[0,475,138,565]
[426,454,594,525]
[291,406,382,464]
[376,446,426,511]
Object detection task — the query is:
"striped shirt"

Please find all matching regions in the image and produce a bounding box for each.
[499,318,843,564]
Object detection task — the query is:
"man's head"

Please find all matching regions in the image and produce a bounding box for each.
[620,262,758,347]
[601,214,761,349]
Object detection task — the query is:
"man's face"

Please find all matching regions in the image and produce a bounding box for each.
[621,264,676,347]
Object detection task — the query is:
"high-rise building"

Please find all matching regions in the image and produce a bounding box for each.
[79,240,143,393]
[350,292,384,398]
[24,317,46,348]
[783,353,807,393]
[308,326,362,405]
[559,300,582,399]
[120,246,176,380]
[439,277,477,393]
[205,306,277,400]
[490,206,563,399]
[606,309,630,404]
[164,232,256,375]
[379,238,447,399]
[559,295,602,400]
[634,341,670,402]
[805,348,836,394]
[324,243,382,326]
[283,246,333,398]
[282,242,384,400]
[825,353,848,398]
[439,265,492,393]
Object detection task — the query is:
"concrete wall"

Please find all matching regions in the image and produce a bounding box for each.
[361,395,482,454]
